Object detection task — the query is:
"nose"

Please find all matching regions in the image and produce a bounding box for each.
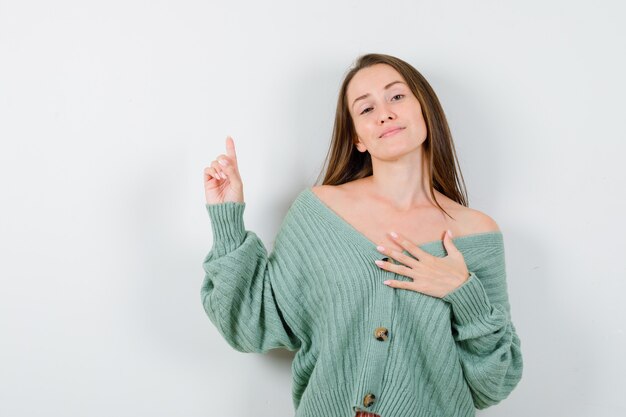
[377,104,396,124]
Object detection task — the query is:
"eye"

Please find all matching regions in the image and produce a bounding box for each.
[359,95,405,115]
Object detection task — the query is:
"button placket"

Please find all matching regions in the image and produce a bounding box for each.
[352,253,397,414]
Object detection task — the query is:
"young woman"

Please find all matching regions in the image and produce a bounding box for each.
[202,53,523,417]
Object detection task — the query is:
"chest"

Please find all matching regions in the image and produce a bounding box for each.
[325,195,466,253]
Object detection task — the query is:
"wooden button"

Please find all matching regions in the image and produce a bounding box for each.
[363,392,376,407]
[374,327,389,341]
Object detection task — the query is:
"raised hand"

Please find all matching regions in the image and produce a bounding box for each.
[203,136,244,205]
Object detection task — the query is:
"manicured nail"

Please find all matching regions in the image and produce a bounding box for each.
[383,280,391,285]
[218,158,228,166]
[390,231,398,239]
[376,245,385,252]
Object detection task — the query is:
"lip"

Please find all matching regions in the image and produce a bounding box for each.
[379,127,405,139]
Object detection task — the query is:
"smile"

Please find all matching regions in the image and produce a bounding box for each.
[379,127,405,138]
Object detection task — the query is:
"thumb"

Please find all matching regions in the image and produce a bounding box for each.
[443,229,458,252]
[225,136,238,163]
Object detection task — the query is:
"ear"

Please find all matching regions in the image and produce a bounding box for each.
[355,137,367,153]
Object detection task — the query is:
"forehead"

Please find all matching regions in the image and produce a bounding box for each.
[347,64,406,99]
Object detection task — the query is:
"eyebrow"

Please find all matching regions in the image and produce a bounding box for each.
[351,80,406,110]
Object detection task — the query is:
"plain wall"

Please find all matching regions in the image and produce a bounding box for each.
[1,0,624,416]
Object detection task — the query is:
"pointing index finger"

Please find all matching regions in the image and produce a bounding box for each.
[226,136,237,162]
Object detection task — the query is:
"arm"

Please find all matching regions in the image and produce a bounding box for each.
[201,201,302,354]
[441,238,523,409]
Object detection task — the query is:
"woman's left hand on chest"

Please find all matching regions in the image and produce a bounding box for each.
[374,229,469,298]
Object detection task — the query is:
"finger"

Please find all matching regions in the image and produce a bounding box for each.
[212,167,226,181]
[215,157,234,180]
[374,258,415,279]
[216,154,232,168]
[208,160,226,180]
[389,231,431,260]
[205,166,223,181]
[443,229,459,253]
[377,246,420,267]
[225,136,237,163]
[383,279,413,290]
[204,167,218,180]
[210,160,227,180]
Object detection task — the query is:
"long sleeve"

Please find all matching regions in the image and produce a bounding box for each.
[441,239,523,409]
[200,201,302,354]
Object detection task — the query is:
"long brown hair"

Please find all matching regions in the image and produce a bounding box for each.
[314,53,469,219]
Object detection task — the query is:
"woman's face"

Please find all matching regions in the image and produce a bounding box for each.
[346,64,428,157]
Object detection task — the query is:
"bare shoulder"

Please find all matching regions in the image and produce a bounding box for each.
[458,206,501,234]
[311,179,375,208]
[311,183,352,201]
[427,193,500,236]
[313,177,371,195]
[310,184,332,195]
[310,184,337,200]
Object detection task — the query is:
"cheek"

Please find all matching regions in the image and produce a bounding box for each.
[351,118,369,136]
[410,110,427,130]
[419,114,428,130]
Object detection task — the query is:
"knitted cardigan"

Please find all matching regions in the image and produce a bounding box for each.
[201,187,523,417]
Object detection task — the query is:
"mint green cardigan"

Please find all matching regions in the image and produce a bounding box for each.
[201,187,523,417]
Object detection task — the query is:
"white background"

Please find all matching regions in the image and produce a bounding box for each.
[1,0,625,416]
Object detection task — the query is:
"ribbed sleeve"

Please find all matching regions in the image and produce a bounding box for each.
[201,201,302,354]
[441,241,523,409]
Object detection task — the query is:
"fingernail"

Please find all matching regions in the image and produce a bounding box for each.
[383,280,391,285]
[390,231,398,239]
[447,229,452,238]
[218,158,228,166]
[376,245,385,252]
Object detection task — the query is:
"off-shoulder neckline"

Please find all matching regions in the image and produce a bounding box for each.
[300,186,502,256]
